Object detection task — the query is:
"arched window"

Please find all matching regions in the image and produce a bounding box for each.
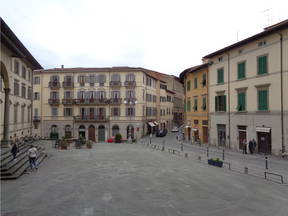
[112,125,120,136]
[126,124,134,139]
[51,125,58,133]
[111,74,120,82]
[126,73,135,81]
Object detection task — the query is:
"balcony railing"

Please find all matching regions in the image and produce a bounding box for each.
[109,98,122,104]
[48,98,60,105]
[74,115,109,122]
[62,98,74,105]
[48,81,60,88]
[109,81,121,88]
[62,81,74,88]
[33,116,41,122]
[74,98,109,105]
[124,81,136,88]
[123,97,137,105]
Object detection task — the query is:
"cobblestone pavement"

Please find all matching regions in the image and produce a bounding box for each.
[1,140,288,216]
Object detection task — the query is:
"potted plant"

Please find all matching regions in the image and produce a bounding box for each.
[60,139,68,150]
[115,133,122,143]
[86,140,93,149]
[208,158,223,167]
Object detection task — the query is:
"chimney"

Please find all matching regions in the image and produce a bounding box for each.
[61,65,64,69]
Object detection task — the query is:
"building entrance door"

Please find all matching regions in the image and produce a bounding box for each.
[203,126,208,143]
[217,124,226,147]
[188,127,191,141]
[88,125,95,141]
[238,126,247,150]
[98,125,105,142]
[257,132,271,154]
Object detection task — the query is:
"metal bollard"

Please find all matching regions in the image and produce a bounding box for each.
[181,142,184,152]
[244,167,248,174]
[222,149,225,161]
[184,153,188,158]
[265,156,268,170]
[206,147,209,158]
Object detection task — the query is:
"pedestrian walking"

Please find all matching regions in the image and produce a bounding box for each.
[242,139,247,154]
[249,140,255,154]
[252,138,257,153]
[27,145,38,171]
[10,141,18,161]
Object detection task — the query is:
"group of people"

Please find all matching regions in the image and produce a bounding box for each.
[242,138,257,154]
[10,139,38,171]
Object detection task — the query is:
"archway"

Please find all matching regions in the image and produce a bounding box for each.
[112,125,119,136]
[1,61,10,147]
[88,125,95,141]
[98,125,105,142]
[79,125,86,139]
[127,124,134,139]
[50,125,59,139]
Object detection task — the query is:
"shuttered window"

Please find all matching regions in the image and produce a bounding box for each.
[215,95,226,112]
[258,89,268,111]
[217,68,224,84]
[187,81,191,91]
[194,77,197,89]
[258,55,268,75]
[202,96,207,110]
[187,100,191,112]
[237,62,246,79]
[237,92,246,111]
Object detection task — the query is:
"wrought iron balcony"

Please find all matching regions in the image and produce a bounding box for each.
[62,81,74,88]
[74,98,109,105]
[124,81,136,88]
[74,115,109,122]
[62,98,74,105]
[123,98,137,105]
[109,98,122,104]
[33,116,41,122]
[48,81,60,88]
[48,98,60,105]
[109,81,121,88]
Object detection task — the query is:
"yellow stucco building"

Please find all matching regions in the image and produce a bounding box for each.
[180,64,209,144]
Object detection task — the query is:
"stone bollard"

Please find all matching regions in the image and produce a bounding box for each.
[244,167,248,174]
[198,156,201,161]
[184,153,188,158]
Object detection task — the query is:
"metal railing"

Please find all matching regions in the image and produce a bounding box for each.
[74,115,109,122]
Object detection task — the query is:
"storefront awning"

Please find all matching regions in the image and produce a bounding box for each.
[153,121,159,125]
[192,128,198,131]
[148,122,155,127]
[256,127,271,133]
[185,126,191,128]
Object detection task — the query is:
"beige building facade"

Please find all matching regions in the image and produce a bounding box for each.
[204,20,288,155]
[0,18,42,147]
[33,67,175,141]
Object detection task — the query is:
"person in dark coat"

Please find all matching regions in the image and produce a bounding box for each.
[248,140,254,154]
[11,142,18,160]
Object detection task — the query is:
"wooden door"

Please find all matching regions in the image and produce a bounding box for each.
[257,132,271,154]
[98,125,105,142]
[88,126,95,141]
[203,127,208,143]
[238,130,247,150]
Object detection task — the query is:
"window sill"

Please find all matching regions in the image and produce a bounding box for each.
[256,110,270,113]
[237,77,247,81]
[256,73,269,78]
[216,83,225,86]
[235,111,247,114]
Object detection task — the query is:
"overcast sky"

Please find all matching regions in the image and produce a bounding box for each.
[1,0,287,75]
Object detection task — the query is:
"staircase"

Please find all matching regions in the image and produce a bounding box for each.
[1,140,47,180]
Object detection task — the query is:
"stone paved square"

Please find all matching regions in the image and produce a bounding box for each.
[1,141,288,216]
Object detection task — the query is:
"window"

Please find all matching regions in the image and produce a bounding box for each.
[112,125,120,136]
[126,107,135,116]
[194,120,199,124]
[167,96,171,102]
[194,77,197,89]
[194,98,198,111]
[237,92,246,111]
[64,91,73,99]
[78,75,86,86]
[34,77,40,84]
[111,91,120,98]
[202,96,207,111]
[98,74,106,86]
[14,60,19,75]
[111,74,120,82]
[22,66,26,79]
[77,91,85,99]
[187,100,191,112]
[34,92,40,100]
[50,91,59,99]
[21,106,25,123]
[14,80,19,96]
[126,90,135,98]
[126,73,135,81]
[65,125,72,138]
[27,106,31,122]
[215,95,226,112]
[98,91,106,99]
[50,75,59,82]
[64,108,73,116]
[21,84,26,98]
[202,73,207,86]
[14,105,18,123]
[160,84,167,89]
[51,108,58,117]
[111,107,120,116]
[153,95,156,102]
[217,68,224,84]
[34,108,39,117]
[28,70,32,83]
[187,81,191,91]
[237,61,246,79]
[218,56,223,62]
[258,55,268,75]
[258,89,268,111]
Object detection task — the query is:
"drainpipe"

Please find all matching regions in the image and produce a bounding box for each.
[278,32,285,154]
[227,52,231,149]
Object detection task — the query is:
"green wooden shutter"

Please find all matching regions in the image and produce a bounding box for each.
[238,92,246,111]
[238,62,245,79]
[223,95,227,112]
[217,68,224,84]
[187,100,191,112]
[258,56,267,75]
[194,77,197,89]
[258,90,268,110]
[215,96,218,111]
